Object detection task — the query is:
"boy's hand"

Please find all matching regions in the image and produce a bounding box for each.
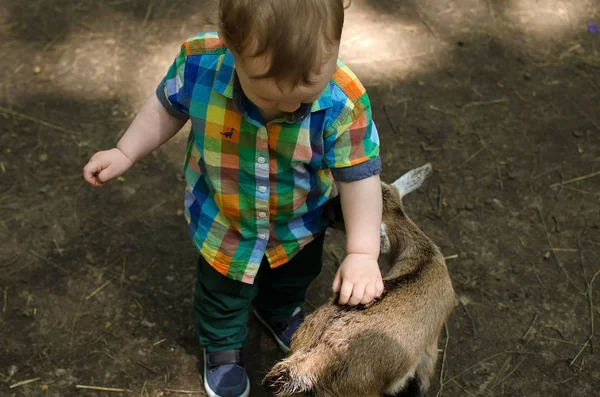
[83,148,133,187]
[333,253,384,306]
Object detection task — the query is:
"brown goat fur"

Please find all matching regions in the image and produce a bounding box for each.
[263,164,456,397]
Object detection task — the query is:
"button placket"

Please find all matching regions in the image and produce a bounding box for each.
[255,126,270,243]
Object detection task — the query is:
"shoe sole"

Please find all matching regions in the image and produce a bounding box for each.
[203,350,250,397]
[252,307,290,354]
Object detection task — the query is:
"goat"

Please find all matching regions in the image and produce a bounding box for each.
[263,164,456,397]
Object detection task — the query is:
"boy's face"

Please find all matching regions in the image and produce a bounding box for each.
[232,45,339,114]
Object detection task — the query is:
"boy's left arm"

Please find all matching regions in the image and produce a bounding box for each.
[333,175,384,305]
[323,84,383,306]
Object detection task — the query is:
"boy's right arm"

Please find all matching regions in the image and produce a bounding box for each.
[83,94,187,186]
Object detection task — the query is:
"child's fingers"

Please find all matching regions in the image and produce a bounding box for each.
[83,160,105,186]
[361,283,377,305]
[375,279,384,297]
[338,280,353,305]
[96,165,120,184]
[332,270,341,293]
[347,282,366,306]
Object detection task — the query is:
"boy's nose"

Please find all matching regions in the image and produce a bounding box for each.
[278,102,301,113]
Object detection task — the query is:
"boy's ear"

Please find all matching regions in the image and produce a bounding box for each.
[217,28,227,45]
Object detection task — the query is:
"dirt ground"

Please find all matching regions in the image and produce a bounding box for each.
[1,0,600,396]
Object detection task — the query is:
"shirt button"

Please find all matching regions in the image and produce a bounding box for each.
[257,156,266,164]
[258,233,267,240]
[258,211,267,218]
[258,186,267,193]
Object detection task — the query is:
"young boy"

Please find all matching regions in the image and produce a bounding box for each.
[83,0,383,396]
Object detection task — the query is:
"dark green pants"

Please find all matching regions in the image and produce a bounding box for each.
[193,234,325,352]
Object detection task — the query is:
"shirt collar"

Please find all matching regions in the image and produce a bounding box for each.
[213,50,236,99]
[310,83,332,113]
[212,49,334,118]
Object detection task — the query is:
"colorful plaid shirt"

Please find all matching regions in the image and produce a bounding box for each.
[157,33,381,284]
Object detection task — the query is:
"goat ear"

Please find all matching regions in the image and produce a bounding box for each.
[380,223,391,254]
[391,164,433,197]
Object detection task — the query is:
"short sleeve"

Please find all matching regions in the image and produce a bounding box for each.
[323,93,382,182]
[156,45,190,119]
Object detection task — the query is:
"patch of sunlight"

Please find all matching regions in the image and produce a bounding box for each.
[504,0,588,40]
[340,0,449,85]
[50,28,196,169]
[48,1,448,169]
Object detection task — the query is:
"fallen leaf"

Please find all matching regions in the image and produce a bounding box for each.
[420,142,434,152]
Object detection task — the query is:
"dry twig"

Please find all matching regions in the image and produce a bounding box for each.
[0,106,77,137]
[530,165,561,180]
[492,356,526,390]
[521,314,538,341]
[462,97,509,109]
[86,279,113,300]
[140,380,148,397]
[536,207,583,294]
[410,2,439,41]
[549,171,600,188]
[163,389,205,394]
[584,269,600,354]
[28,250,69,273]
[441,352,505,386]
[69,281,89,360]
[450,379,477,397]
[570,337,591,366]
[429,105,456,116]
[579,238,592,352]
[142,1,154,27]
[136,361,157,374]
[550,248,578,252]
[459,298,477,337]
[435,323,450,397]
[10,378,41,388]
[460,146,486,167]
[383,106,400,135]
[76,385,133,393]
